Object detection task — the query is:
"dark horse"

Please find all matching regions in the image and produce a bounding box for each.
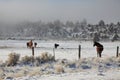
[93,42,104,57]
[27,40,33,48]
[54,43,59,49]
[34,42,37,48]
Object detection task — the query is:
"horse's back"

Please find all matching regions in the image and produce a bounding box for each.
[27,40,33,48]
[96,45,103,53]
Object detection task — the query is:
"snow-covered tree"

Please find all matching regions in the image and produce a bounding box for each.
[98,20,105,26]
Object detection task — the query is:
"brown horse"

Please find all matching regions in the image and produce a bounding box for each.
[93,42,104,57]
[27,40,33,48]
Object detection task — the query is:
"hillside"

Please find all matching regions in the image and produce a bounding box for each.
[0,20,120,41]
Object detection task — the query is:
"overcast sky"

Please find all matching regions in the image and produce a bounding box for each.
[0,0,120,24]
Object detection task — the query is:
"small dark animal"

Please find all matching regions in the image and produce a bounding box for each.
[54,43,59,49]
[93,42,104,57]
[34,42,37,48]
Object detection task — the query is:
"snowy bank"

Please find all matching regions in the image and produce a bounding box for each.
[0,57,119,80]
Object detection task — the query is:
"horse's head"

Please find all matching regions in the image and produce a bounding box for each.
[93,41,98,47]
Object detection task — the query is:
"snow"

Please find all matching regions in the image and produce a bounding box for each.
[0,40,119,61]
[0,40,120,80]
[20,70,119,80]
[15,57,120,80]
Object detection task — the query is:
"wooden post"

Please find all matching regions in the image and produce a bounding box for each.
[32,47,34,57]
[116,46,119,57]
[53,43,59,60]
[53,48,55,60]
[78,45,81,59]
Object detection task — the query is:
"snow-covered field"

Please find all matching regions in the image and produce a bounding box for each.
[0,40,119,61]
[0,40,120,80]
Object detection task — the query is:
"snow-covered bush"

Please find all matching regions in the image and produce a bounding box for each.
[37,52,54,63]
[33,52,54,66]
[21,56,34,64]
[54,64,64,73]
[20,52,54,65]
[6,53,20,66]
[0,60,6,67]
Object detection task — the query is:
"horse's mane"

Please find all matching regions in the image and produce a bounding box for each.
[94,42,103,47]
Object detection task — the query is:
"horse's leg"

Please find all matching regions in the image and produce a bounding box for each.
[96,47,99,57]
[97,52,99,57]
[99,52,102,57]
[98,52,102,57]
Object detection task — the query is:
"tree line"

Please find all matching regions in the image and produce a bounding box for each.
[0,20,120,41]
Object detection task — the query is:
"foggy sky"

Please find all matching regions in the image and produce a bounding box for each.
[0,0,120,24]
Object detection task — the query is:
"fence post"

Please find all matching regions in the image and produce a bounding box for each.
[53,48,55,60]
[78,45,81,59]
[32,47,34,57]
[116,46,119,57]
[53,43,59,60]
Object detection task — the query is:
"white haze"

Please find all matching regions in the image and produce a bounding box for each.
[0,0,120,24]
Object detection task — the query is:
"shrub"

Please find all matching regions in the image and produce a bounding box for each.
[21,56,34,64]
[0,60,6,67]
[20,52,54,65]
[54,64,64,73]
[39,52,54,63]
[6,53,20,66]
